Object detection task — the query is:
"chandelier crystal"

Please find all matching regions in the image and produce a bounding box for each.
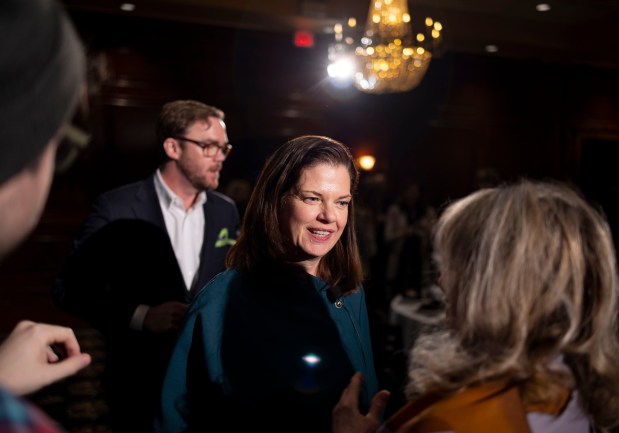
[331,0,443,94]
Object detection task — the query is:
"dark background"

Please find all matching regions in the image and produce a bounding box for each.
[1,0,618,331]
[0,2,618,427]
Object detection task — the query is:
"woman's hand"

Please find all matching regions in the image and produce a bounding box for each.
[332,372,391,433]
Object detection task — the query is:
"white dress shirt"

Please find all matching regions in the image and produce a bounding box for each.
[129,170,206,331]
[154,169,206,290]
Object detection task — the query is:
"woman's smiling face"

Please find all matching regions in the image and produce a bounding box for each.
[279,163,351,275]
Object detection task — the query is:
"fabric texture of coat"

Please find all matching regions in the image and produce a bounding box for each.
[155,267,379,433]
[378,381,592,433]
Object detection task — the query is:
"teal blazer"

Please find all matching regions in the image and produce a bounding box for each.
[155,268,379,433]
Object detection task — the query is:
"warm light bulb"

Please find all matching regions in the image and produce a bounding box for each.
[358,155,376,171]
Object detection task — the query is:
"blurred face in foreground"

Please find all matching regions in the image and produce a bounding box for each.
[0,139,58,262]
[279,163,351,276]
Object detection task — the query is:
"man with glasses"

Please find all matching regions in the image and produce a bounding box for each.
[52,100,240,433]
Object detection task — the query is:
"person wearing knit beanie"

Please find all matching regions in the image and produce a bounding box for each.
[0,0,92,431]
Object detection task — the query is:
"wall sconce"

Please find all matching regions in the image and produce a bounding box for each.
[357,155,376,171]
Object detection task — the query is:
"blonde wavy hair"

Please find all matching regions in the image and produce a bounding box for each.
[406,179,619,430]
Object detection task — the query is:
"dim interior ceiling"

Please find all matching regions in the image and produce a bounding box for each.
[61,0,619,68]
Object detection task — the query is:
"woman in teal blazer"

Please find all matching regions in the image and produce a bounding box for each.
[155,135,379,433]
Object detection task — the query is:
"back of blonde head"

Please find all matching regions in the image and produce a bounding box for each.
[407,180,619,430]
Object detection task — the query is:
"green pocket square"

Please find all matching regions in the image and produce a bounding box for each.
[215,228,236,247]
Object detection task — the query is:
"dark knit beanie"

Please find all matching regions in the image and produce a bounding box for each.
[0,0,85,185]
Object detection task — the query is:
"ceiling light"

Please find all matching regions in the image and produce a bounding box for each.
[485,44,499,53]
[327,0,444,94]
[327,57,357,80]
[536,3,551,12]
[120,3,135,12]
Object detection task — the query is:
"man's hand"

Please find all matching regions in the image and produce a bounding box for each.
[0,320,92,396]
[332,372,390,433]
[143,301,188,333]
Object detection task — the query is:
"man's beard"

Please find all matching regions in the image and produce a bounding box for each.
[179,162,218,192]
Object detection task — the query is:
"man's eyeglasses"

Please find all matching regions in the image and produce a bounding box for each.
[172,136,232,158]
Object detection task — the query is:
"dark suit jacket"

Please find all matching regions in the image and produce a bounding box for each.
[52,174,240,432]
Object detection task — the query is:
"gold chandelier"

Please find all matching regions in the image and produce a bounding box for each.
[328,0,443,94]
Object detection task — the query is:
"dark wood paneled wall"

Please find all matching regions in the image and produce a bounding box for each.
[67,11,619,203]
[1,10,618,331]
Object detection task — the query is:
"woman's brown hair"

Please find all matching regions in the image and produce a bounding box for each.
[226,135,363,294]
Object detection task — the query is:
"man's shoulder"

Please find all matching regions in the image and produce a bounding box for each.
[207,190,237,206]
[99,177,152,199]
[92,177,156,210]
